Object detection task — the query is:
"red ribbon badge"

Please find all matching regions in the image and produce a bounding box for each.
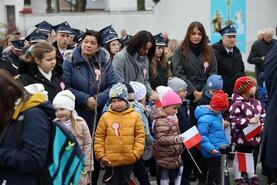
[95,69,101,81]
[112,123,120,136]
[60,81,65,90]
[142,68,147,79]
[203,61,209,73]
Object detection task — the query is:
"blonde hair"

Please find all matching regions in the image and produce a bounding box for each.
[166,39,179,59]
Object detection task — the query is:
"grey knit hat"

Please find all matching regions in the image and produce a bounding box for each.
[167,77,187,92]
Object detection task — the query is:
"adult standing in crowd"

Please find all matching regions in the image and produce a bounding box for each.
[120,28,132,49]
[149,33,171,90]
[62,30,118,184]
[0,39,25,77]
[99,25,121,62]
[171,21,217,110]
[35,21,53,43]
[0,69,52,185]
[113,30,155,96]
[171,21,217,184]
[262,43,277,184]
[52,22,73,73]
[247,28,276,85]
[212,24,245,97]
[63,29,117,131]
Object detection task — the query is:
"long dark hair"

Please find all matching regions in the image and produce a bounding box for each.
[126,30,155,58]
[0,70,29,132]
[181,21,211,64]
[149,46,170,79]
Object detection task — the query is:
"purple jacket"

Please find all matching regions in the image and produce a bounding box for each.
[229,93,265,147]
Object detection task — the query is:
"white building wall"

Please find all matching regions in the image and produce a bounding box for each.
[31,0,47,14]
[16,0,277,71]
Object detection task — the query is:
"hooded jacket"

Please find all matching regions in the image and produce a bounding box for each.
[94,105,145,167]
[229,93,265,147]
[62,47,118,127]
[152,107,182,169]
[195,105,229,158]
[0,94,53,185]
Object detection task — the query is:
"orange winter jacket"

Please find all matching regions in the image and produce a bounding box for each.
[94,105,145,167]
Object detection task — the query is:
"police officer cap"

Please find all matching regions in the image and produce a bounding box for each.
[35,21,53,33]
[218,24,237,36]
[99,25,119,46]
[70,28,84,43]
[53,21,71,34]
[153,33,167,46]
[25,29,48,43]
[11,39,25,51]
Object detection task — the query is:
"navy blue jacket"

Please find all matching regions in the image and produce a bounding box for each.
[262,43,277,169]
[62,47,118,127]
[177,100,191,133]
[0,102,53,185]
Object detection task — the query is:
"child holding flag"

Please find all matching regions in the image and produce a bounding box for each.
[152,90,183,185]
[229,76,265,184]
[195,91,230,185]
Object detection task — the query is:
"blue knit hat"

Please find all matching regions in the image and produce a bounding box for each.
[109,83,128,102]
[207,75,223,90]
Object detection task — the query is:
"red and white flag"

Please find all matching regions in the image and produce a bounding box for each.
[235,152,254,173]
[243,123,262,141]
[180,126,202,149]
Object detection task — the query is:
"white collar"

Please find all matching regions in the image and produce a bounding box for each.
[38,67,52,81]
[225,47,233,53]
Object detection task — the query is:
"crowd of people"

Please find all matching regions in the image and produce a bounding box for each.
[0,20,276,185]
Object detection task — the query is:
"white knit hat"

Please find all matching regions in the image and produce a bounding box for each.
[24,83,48,100]
[156,86,173,101]
[129,81,147,101]
[52,90,75,111]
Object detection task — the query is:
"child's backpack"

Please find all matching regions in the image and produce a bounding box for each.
[15,103,85,185]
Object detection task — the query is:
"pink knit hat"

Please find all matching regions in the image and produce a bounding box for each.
[161,90,182,107]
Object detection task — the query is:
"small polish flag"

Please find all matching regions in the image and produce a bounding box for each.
[180,126,202,149]
[235,152,254,173]
[243,123,262,141]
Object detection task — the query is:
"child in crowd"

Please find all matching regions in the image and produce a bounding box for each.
[168,77,192,185]
[130,81,153,185]
[229,76,265,185]
[198,74,223,106]
[152,90,183,185]
[94,83,145,185]
[52,90,93,185]
[195,91,230,185]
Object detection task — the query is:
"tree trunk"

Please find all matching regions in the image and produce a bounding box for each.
[137,0,145,11]
[56,0,60,12]
[46,0,52,13]
[75,0,87,12]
